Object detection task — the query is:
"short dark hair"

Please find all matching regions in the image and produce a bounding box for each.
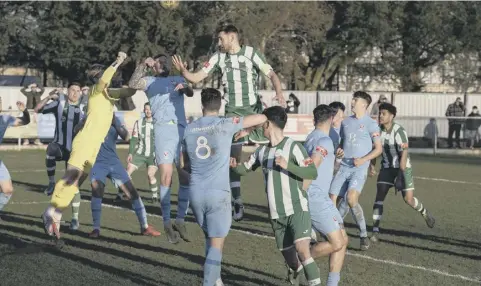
[328,101,345,112]
[313,104,335,125]
[263,106,288,130]
[353,91,372,106]
[379,103,397,117]
[68,82,81,88]
[201,88,222,112]
[217,24,239,34]
[144,102,150,108]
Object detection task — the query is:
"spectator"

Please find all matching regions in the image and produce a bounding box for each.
[445,97,466,148]
[465,106,481,149]
[370,94,388,118]
[285,93,300,114]
[20,82,45,146]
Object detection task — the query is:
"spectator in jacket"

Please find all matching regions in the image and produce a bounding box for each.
[370,94,388,119]
[20,82,45,146]
[465,106,481,149]
[445,97,466,148]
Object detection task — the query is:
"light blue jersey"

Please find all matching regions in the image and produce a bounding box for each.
[329,126,341,151]
[183,116,244,192]
[340,115,380,169]
[145,76,188,126]
[96,116,123,163]
[0,115,15,144]
[304,129,335,203]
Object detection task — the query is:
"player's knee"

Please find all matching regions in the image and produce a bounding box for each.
[346,191,358,206]
[0,182,14,195]
[124,182,139,200]
[91,181,105,198]
[46,143,60,157]
[330,236,344,252]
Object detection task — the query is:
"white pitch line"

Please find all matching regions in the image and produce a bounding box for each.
[414,176,481,186]
[9,198,480,284]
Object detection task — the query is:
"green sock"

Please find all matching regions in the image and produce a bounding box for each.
[71,191,81,220]
[301,257,321,286]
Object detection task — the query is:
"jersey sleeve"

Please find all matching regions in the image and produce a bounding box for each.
[222,116,244,136]
[242,147,261,171]
[291,142,315,167]
[395,127,409,150]
[252,48,273,77]
[368,120,381,143]
[144,76,156,91]
[311,137,331,159]
[201,53,221,75]
[41,100,59,114]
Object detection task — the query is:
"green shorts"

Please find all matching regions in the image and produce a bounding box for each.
[271,211,312,250]
[377,168,415,191]
[131,154,157,169]
[225,103,269,145]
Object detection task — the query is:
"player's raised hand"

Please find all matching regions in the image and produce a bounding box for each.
[16,101,26,111]
[234,128,251,141]
[172,55,185,72]
[144,57,156,67]
[229,157,238,168]
[117,52,127,64]
[272,93,287,108]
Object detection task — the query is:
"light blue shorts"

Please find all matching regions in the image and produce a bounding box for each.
[329,165,368,197]
[154,124,185,165]
[189,189,232,238]
[309,200,344,236]
[0,161,11,181]
[90,158,130,186]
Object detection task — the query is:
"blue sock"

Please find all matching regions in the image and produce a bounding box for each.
[205,234,211,257]
[204,246,222,286]
[327,272,340,286]
[132,198,148,229]
[160,186,171,225]
[338,198,350,219]
[91,197,102,230]
[0,192,12,211]
[176,185,189,222]
[351,204,368,238]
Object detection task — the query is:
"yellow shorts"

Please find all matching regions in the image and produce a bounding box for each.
[67,134,101,172]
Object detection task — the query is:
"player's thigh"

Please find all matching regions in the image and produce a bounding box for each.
[69,140,100,173]
[347,168,368,193]
[401,168,415,191]
[188,190,207,232]
[310,203,343,237]
[154,125,179,165]
[0,162,13,194]
[205,189,232,238]
[289,211,312,245]
[109,161,132,192]
[377,168,397,189]
[90,162,109,187]
[329,166,350,197]
[270,217,292,251]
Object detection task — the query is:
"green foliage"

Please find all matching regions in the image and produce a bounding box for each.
[1,1,481,91]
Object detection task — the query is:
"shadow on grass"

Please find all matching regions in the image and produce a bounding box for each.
[1,213,283,286]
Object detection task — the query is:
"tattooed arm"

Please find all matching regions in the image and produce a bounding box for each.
[128,61,149,90]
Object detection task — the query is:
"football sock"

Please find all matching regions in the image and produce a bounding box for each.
[91,197,102,230]
[327,272,340,286]
[71,191,81,220]
[372,200,384,233]
[160,186,171,225]
[301,257,321,286]
[150,179,158,199]
[132,198,148,229]
[412,197,427,216]
[350,204,368,238]
[176,185,189,223]
[204,247,222,286]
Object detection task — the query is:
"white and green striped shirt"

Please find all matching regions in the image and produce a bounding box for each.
[380,122,411,169]
[132,117,155,157]
[202,45,273,108]
[240,137,313,219]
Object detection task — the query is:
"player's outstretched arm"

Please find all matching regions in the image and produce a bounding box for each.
[278,144,318,180]
[242,114,267,130]
[230,150,260,176]
[34,89,60,113]
[108,87,137,99]
[128,58,151,91]
[172,55,209,84]
[97,52,127,91]
[12,101,30,127]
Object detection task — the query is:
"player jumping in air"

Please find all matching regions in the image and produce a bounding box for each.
[114,102,158,203]
[303,105,348,286]
[180,88,267,286]
[128,54,194,244]
[329,91,382,251]
[42,51,137,240]
[0,101,31,219]
[172,24,285,222]
[231,106,321,286]
[75,114,160,238]
[369,103,435,243]
[34,83,86,230]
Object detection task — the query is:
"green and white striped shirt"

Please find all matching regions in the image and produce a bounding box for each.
[380,122,411,169]
[131,117,155,157]
[236,137,317,219]
[202,45,273,108]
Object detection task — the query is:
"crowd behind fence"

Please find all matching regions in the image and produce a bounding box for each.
[1,87,480,154]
